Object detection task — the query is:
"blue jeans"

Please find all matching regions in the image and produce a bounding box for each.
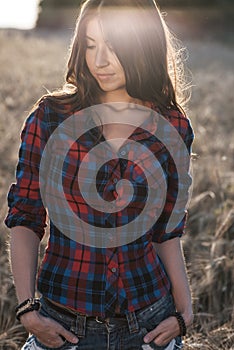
[22,294,182,350]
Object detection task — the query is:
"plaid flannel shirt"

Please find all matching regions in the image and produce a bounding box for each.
[5,100,194,317]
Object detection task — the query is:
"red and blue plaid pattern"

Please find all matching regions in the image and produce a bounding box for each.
[5,101,194,317]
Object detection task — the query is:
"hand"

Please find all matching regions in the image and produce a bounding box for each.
[143,311,194,347]
[143,316,181,347]
[20,311,79,348]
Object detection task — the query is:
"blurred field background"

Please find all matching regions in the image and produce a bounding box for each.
[0,0,234,349]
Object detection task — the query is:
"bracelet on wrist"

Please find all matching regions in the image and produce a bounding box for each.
[15,298,41,320]
[171,312,187,336]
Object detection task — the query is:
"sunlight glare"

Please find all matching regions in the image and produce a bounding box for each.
[0,0,40,29]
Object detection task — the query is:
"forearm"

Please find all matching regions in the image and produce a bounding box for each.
[10,226,40,303]
[153,238,193,326]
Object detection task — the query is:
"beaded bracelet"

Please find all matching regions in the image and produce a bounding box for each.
[171,312,187,336]
[15,298,41,320]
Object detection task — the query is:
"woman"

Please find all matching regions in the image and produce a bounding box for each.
[5,0,194,349]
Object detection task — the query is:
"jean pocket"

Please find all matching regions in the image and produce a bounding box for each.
[22,335,70,350]
[33,335,71,350]
[137,294,175,331]
[39,305,73,334]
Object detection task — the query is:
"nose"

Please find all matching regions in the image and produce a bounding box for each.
[95,46,109,68]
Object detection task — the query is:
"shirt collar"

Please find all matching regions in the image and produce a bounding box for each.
[78,103,159,149]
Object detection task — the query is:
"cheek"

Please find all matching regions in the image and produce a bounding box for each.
[118,67,126,84]
[85,53,93,73]
[115,60,126,83]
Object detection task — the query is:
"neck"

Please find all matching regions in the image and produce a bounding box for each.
[100,89,145,106]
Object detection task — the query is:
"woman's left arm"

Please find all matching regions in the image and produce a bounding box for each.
[143,238,193,346]
[154,238,193,325]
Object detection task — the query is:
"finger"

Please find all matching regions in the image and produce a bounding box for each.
[143,329,160,344]
[144,330,174,347]
[58,327,79,344]
[143,316,179,344]
[143,323,162,344]
[37,330,78,348]
[153,334,173,347]
[34,316,79,346]
[41,315,79,344]
[37,335,64,348]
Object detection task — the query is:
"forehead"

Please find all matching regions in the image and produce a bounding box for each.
[86,17,104,40]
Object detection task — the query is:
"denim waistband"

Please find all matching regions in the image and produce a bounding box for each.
[40,297,140,336]
[40,294,173,338]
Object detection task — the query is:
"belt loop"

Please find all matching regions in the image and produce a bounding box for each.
[75,314,86,338]
[126,311,139,334]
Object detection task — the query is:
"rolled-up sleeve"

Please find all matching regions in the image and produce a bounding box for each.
[5,101,49,240]
[152,115,194,243]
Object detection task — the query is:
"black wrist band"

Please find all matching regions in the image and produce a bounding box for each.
[16,305,40,320]
[15,298,40,312]
[15,298,41,320]
[171,312,187,336]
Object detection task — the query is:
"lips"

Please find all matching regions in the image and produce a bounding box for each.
[96,73,115,81]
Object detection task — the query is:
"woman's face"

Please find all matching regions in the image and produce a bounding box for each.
[85,17,127,102]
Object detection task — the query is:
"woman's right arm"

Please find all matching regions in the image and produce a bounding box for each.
[10,226,79,348]
[6,102,79,347]
[10,226,40,304]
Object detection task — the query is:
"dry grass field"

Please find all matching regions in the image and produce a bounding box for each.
[0,23,233,349]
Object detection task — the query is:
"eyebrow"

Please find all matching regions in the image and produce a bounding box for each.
[86,35,95,41]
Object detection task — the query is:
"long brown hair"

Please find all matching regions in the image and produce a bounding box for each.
[40,0,190,114]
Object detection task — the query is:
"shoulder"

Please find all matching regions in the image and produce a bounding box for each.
[163,108,193,134]
[26,98,50,124]
[159,107,194,143]
[151,104,194,149]
[20,99,56,143]
[26,96,78,129]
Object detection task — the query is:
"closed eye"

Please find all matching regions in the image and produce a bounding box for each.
[86,44,96,50]
[86,35,96,50]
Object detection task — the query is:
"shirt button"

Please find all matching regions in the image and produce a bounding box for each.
[113,178,118,183]
[120,150,126,156]
[111,267,117,273]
